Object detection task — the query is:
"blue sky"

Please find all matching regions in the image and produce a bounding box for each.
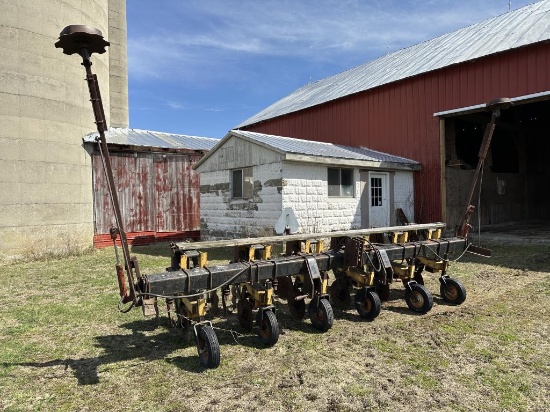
[126,0,536,139]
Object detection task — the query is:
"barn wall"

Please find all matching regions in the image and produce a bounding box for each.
[92,150,202,245]
[243,43,550,224]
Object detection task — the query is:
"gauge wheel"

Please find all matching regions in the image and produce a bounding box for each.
[354,287,382,320]
[258,310,280,346]
[405,283,433,313]
[196,325,220,369]
[440,277,467,304]
[309,298,334,332]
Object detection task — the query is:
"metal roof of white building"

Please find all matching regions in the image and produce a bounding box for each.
[238,0,550,128]
[83,127,219,151]
[195,130,421,170]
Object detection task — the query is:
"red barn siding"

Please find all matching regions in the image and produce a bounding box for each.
[243,43,550,222]
[92,151,202,247]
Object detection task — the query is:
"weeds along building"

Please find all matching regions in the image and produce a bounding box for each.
[0,0,128,259]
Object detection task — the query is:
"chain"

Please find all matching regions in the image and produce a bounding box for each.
[176,313,244,344]
[212,326,245,344]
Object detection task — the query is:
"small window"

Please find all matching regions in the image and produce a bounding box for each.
[371,177,382,207]
[232,167,253,198]
[328,168,354,197]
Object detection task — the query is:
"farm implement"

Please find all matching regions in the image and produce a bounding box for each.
[55,25,484,369]
[137,224,471,368]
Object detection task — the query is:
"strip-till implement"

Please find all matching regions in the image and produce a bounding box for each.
[55,25,482,369]
[133,225,471,368]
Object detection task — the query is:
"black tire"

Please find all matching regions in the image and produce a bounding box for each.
[196,325,220,369]
[375,283,390,302]
[237,292,254,331]
[329,275,351,309]
[276,276,292,300]
[309,298,334,332]
[354,287,381,320]
[288,298,306,318]
[440,278,467,304]
[405,283,433,313]
[258,310,280,346]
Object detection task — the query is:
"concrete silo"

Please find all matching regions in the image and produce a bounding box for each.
[0,0,128,259]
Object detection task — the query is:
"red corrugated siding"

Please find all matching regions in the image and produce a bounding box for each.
[92,151,202,245]
[243,43,550,222]
[93,230,200,248]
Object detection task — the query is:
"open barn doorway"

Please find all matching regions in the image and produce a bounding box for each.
[442,98,550,231]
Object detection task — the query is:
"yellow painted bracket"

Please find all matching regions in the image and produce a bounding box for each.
[417,256,447,272]
[426,228,442,240]
[391,261,415,279]
[180,250,208,269]
[180,296,207,319]
[236,244,272,261]
[241,282,273,307]
[345,268,375,287]
[390,231,409,243]
[304,239,325,253]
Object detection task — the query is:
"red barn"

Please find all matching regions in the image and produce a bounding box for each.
[237,2,550,230]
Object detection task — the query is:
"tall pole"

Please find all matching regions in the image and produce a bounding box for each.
[455,98,511,238]
[55,25,137,304]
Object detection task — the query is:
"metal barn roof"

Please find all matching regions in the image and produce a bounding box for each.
[83,127,219,151]
[238,0,550,128]
[195,130,420,170]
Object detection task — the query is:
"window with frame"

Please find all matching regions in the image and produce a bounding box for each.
[231,167,253,199]
[371,177,383,206]
[328,168,354,197]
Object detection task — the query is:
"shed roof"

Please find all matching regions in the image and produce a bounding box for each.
[195,130,421,171]
[83,127,219,151]
[238,0,550,128]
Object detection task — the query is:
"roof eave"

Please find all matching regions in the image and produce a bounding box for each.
[284,153,421,171]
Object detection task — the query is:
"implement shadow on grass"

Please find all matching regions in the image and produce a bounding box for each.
[8,320,215,384]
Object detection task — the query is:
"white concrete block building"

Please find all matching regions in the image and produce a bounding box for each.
[195,130,421,239]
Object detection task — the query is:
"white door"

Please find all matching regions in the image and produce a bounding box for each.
[368,172,390,227]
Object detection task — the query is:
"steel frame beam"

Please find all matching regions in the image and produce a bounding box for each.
[143,237,469,297]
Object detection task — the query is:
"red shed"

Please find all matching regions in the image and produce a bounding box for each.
[83,128,218,247]
[237,1,550,230]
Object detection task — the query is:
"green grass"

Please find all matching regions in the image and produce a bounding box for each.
[0,241,549,411]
